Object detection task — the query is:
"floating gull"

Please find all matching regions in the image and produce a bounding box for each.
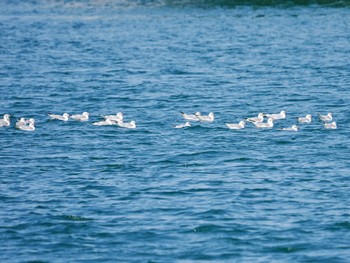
[298,114,312,123]
[16,118,35,131]
[0,114,11,127]
[280,125,299,131]
[246,113,264,123]
[180,111,200,121]
[324,121,337,129]
[253,118,274,128]
[93,118,115,126]
[264,110,286,120]
[70,112,89,121]
[117,120,136,129]
[174,122,191,129]
[226,121,246,130]
[103,112,123,123]
[196,112,214,122]
[318,112,332,122]
[48,113,69,121]
[15,118,26,129]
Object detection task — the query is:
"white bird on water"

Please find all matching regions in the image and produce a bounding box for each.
[117,120,136,129]
[246,113,264,123]
[48,113,69,121]
[16,118,35,131]
[174,122,191,129]
[15,118,26,129]
[0,114,11,127]
[70,112,89,121]
[298,114,312,123]
[226,121,246,130]
[318,112,333,122]
[264,110,286,120]
[324,121,337,129]
[180,111,200,121]
[93,118,115,126]
[253,118,274,128]
[280,125,299,131]
[196,112,214,122]
[103,112,123,123]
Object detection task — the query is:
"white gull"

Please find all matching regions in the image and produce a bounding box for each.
[0,114,11,127]
[196,112,214,122]
[324,121,337,129]
[264,110,286,120]
[246,113,264,123]
[298,114,312,123]
[48,113,69,121]
[226,121,246,130]
[318,112,333,122]
[118,120,136,129]
[253,118,274,128]
[70,112,89,121]
[103,112,123,123]
[16,118,35,131]
[174,122,191,129]
[15,118,26,129]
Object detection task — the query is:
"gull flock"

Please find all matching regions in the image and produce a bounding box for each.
[177,110,336,131]
[0,110,337,132]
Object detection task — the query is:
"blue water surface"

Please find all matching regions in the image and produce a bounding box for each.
[1,1,350,262]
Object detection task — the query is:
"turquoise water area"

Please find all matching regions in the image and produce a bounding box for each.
[1,1,350,262]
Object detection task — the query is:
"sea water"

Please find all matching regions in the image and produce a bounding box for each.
[1,1,350,262]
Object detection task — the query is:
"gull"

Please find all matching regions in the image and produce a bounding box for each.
[324,121,337,129]
[103,112,123,123]
[117,120,136,129]
[318,112,332,122]
[298,114,312,123]
[93,118,115,126]
[246,113,264,123]
[15,118,26,129]
[174,122,191,129]
[16,118,35,131]
[196,112,214,122]
[70,112,89,121]
[253,118,274,128]
[226,121,246,130]
[264,110,286,120]
[0,114,10,127]
[180,111,200,121]
[280,125,299,131]
[48,113,69,121]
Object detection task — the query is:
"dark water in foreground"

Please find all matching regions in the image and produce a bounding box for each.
[1,1,350,262]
